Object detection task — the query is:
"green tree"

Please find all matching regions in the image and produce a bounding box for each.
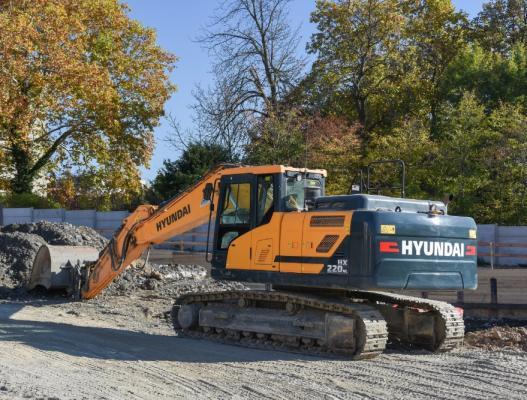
[440,44,527,111]
[366,118,438,198]
[307,0,466,139]
[403,0,467,137]
[0,0,175,196]
[308,0,406,135]
[432,92,527,223]
[150,142,231,202]
[472,0,527,54]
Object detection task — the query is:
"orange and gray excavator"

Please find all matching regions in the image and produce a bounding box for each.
[29,162,477,359]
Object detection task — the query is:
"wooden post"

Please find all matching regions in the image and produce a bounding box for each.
[490,278,498,305]
[490,242,494,270]
[456,291,464,304]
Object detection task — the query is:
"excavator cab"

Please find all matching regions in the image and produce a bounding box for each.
[211,168,326,275]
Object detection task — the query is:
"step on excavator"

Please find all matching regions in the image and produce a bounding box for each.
[29,161,477,359]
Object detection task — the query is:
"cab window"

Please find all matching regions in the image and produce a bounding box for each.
[283,176,321,211]
[256,175,274,225]
[217,181,252,250]
[220,182,251,225]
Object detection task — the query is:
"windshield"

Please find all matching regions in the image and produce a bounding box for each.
[284,176,322,211]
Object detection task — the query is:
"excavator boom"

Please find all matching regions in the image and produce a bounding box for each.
[80,164,225,299]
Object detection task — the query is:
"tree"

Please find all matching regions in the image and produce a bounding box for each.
[246,110,363,193]
[194,0,306,154]
[435,93,527,224]
[150,142,232,202]
[307,0,466,138]
[0,0,176,195]
[472,0,527,54]
[402,0,467,137]
[308,0,407,135]
[440,44,527,111]
[245,110,307,166]
[47,168,148,211]
[366,118,438,198]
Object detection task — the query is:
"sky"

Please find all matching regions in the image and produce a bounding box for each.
[125,0,487,181]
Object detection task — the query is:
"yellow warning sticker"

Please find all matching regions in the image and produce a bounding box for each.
[380,225,396,235]
[469,229,477,239]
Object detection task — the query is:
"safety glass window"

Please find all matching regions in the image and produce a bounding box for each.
[220,182,251,225]
[257,175,274,225]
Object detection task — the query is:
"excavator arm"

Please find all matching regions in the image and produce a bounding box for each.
[80,164,230,299]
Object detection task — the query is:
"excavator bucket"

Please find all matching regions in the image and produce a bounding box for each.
[28,245,100,292]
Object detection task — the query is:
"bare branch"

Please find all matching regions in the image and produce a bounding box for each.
[194,0,306,156]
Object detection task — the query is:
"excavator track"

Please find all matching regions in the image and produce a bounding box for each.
[173,290,389,360]
[347,291,464,352]
[173,289,464,359]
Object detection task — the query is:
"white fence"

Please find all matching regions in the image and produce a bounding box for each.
[2,208,527,266]
[477,224,527,267]
[1,207,129,239]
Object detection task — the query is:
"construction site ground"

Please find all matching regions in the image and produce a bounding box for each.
[0,249,523,399]
[1,295,527,400]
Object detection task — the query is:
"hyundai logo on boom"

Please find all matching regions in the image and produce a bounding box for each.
[156,204,191,232]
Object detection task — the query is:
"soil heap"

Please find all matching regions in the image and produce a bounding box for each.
[102,262,247,300]
[465,319,527,351]
[0,221,108,294]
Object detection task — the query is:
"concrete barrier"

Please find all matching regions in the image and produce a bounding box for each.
[1,207,129,238]
[2,208,527,265]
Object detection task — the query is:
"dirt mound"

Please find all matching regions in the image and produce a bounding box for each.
[0,232,47,292]
[0,222,108,294]
[465,320,527,351]
[102,262,247,299]
[1,221,107,250]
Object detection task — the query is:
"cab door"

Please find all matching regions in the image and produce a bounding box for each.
[216,174,254,270]
[279,212,306,273]
[251,174,281,271]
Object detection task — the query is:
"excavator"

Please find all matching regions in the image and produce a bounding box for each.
[29,162,477,359]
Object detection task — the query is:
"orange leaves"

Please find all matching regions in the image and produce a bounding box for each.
[0,0,176,195]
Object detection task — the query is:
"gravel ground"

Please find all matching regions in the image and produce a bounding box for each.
[0,223,525,398]
[0,299,526,400]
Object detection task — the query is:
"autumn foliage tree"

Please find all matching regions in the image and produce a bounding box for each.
[0,0,175,198]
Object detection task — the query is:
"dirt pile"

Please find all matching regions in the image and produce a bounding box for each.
[0,232,47,291]
[0,221,108,293]
[465,319,527,351]
[1,221,107,250]
[102,262,247,299]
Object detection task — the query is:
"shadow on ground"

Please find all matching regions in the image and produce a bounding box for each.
[0,304,321,363]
